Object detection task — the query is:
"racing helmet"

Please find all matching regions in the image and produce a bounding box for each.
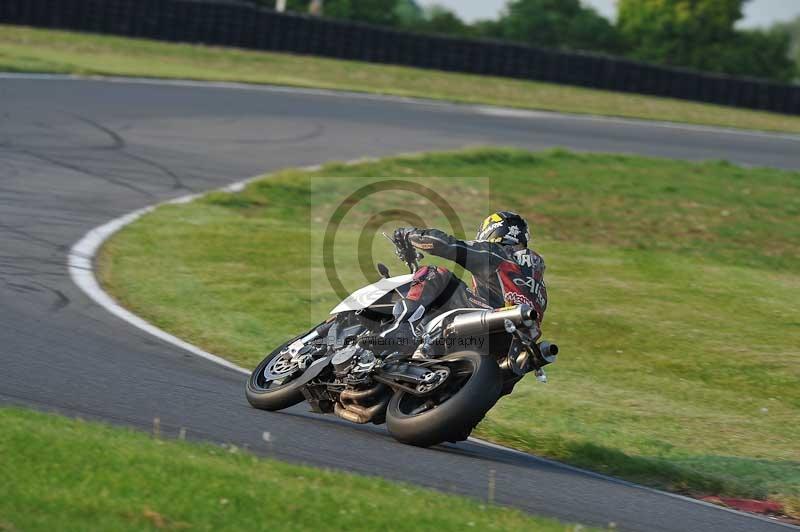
[476,211,530,246]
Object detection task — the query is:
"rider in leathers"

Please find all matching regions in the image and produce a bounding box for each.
[380,211,547,354]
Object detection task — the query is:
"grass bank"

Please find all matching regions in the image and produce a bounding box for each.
[99,148,800,510]
[3,24,800,133]
[0,407,585,531]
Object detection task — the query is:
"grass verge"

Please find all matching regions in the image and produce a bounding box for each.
[2,24,800,133]
[0,407,590,531]
[98,148,800,512]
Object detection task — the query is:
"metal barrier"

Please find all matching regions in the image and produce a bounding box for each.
[2,0,799,114]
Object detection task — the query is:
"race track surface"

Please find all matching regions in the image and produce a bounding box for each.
[2,76,798,531]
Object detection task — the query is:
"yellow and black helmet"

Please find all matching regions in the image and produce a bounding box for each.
[476,211,530,246]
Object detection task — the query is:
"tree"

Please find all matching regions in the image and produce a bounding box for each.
[472,18,505,40]
[324,0,400,26]
[394,0,425,28]
[772,15,800,79]
[618,0,794,81]
[618,0,744,66]
[719,29,795,81]
[567,5,624,53]
[497,0,622,53]
[419,5,474,37]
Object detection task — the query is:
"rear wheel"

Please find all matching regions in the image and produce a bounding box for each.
[246,338,307,411]
[386,351,502,447]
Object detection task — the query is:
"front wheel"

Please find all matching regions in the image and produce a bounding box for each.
[246,337,307,411]
[386,351,502,447]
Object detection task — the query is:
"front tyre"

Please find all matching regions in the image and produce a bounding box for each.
[386,351,502,447]
[246,338,306,411]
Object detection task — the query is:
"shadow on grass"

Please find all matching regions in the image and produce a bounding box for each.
[279,407,798,507]
[476,421,799,501]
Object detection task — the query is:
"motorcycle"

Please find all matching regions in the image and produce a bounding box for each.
[246,232,558,447]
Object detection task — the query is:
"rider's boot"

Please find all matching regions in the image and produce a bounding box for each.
[377,299,425,357]
[373,265,460,357]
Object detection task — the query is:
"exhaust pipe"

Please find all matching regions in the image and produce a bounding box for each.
[445,305,536,337]
[501,340,559,376]
[537,341,558,365]
[340,383,387,403]
[334,402,367,423]
[334,395,389,424]
[335,383,389,424]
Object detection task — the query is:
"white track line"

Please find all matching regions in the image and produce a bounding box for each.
[69,202,250,374]
[53,74,795,528]
[66,171,793,530]
[68,161,330,375]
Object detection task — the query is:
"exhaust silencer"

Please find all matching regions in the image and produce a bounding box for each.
[503,339,559,375]
[445,305,536,337]
[529,340,558,371]
[537,341,558,365]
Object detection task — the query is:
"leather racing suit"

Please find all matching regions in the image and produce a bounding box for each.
[379,228,547,353]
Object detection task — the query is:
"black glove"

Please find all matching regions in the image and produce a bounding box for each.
[392,227,418,264]
[393,227,416,243]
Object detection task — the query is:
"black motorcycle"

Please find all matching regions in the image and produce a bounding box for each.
[246,232,558,447]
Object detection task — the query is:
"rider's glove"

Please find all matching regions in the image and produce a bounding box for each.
[393,227,416,243]
[393,227,418,263]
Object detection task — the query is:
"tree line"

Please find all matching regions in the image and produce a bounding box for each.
[249,0,799,83]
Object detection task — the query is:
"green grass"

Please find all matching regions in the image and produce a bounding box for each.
[98,148,800,512]
[0,407,585,531]
[3,24,800,133]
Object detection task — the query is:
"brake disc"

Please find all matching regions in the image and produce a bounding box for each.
[263,350,298,381]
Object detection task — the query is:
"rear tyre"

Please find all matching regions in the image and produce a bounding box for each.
[385,351,502,447]
[246,337,306,411]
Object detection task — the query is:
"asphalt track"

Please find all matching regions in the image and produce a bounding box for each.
[2,75,799,531]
